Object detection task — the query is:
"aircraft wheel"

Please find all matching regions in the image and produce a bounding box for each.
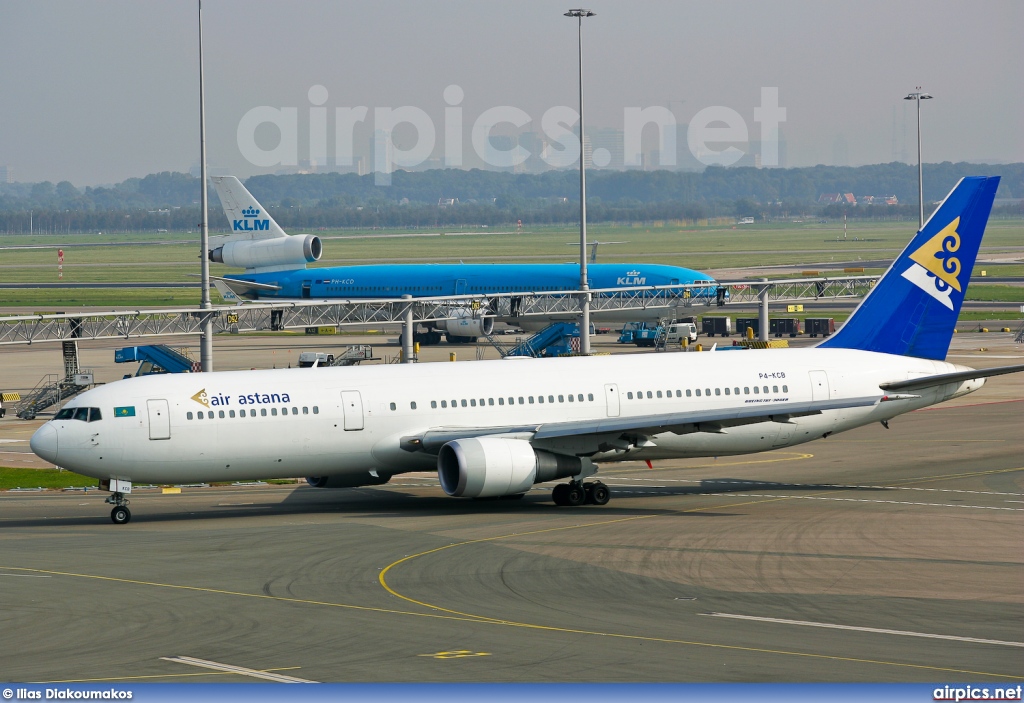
[565,483,586,507]
[552,483,569,506]
[587,482,610,506]
[111,506,131,524]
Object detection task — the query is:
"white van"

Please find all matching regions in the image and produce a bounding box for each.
[665,322,698,345]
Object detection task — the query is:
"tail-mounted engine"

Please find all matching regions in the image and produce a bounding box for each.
[210,234,322,270]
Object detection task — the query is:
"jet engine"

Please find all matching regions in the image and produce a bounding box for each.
[432,308,494,339]
[438,437,582,498]
[306,471,390,488]
[209,234,322,270]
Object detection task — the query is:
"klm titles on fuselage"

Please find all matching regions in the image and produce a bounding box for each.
[617,270,646,286]
[233,206,270,232]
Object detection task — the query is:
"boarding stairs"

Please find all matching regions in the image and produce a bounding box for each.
[15,341,94,419]
[329,345,375,366]
[487,322,579,358]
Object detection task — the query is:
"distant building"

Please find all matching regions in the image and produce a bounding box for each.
[858,195,899,205]
[0,165,11,183]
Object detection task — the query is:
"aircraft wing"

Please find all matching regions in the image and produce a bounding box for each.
[879,364,1024,393]
[210,276,281,302]
[402,395,882,455]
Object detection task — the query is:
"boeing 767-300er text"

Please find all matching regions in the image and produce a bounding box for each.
[31,176,1023,523]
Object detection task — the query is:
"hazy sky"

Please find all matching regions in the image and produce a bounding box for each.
[1,0,1021,186]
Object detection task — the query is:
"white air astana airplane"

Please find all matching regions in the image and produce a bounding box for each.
[31,177,1023,524]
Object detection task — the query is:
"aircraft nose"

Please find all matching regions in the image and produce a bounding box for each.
[30,423,58,464]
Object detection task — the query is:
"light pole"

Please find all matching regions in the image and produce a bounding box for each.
[904,88,932,230]
[565,8,594,354]
[198,0,213,371]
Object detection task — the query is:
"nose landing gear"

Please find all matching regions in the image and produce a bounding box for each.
[103,489,132,524]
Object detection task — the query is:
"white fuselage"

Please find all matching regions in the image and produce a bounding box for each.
[36,348,979,486]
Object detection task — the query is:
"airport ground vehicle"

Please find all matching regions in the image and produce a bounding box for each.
[805,318,836,337]
[770,318,802,337]
[701,317,732,337]
[665,322,698,345]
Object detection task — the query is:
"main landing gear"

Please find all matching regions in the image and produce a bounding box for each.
[551,481,610,507]
[105,492,131,524]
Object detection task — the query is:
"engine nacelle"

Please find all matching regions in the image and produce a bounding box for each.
[306,471,391,489]
[210,234,322,270]
[433,308,494,338]
[438,438,582,498]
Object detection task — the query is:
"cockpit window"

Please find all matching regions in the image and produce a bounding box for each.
[55,407,102,422]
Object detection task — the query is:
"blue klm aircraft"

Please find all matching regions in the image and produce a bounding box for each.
[208,176,719,343]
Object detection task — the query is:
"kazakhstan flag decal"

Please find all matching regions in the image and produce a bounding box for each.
[114,406,136,417]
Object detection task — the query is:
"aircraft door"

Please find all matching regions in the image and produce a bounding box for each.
[147,399,170,440]
[455,279,467,295]
[604,384,620,417]
[341,391,364,431]
[809,370,830,401]
[301,280,312,298]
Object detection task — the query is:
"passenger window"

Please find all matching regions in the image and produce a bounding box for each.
[292,407,298,414]
[588,393,593,401]
[676,390,682,397]
[782,385,788,392]
[753,386,759,394]
[548,395,554,403]
[390,402,397,410]
[303,407,309,414]
[498,398,504,406]
[441,400,447,408]
[219,410,225,418]
[646,391,653,399]
[261,409,268,416]
[250,409,257,417]
[74,407,89,421]
[763,386,769,393]
[470,399,477,407]
[451,399,457,407]
[431,401,437,409]
[229,410,235,418]
[197,411,204,420]
[734,388,740,395]
[538,396,544,404]
[695,389,702,397]
[558,395,564,403]
[529,396,535,404]
[579,394,585,402]
[187,411,194,420]
[567,394,574,403]
[488,398,494,406]
[773,386,779,393]
[461,399,467,407]
[410,401,417,410]
[706,388,711,396]
[724,388,730,395]
[313,406,319,414]
[715,388,721,396]
[627,392,633,399]
[686,390,692,397]
[479,398,485,406]
[656,391,662,398]
[518,397,524,404]
[271,408,278,416]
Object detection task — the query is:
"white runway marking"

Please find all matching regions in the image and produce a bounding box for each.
[601,476,1024,497]
[0,574,51,578]
[701,613,1024,648]
[160,656,316,683]
[607,489,1023,511]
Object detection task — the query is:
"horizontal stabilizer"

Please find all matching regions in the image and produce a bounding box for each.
[879,363,1024,392]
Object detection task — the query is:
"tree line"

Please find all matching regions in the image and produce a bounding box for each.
[1,162,1020,233]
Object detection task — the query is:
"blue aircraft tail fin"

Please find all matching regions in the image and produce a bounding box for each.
[819,176,999,360]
